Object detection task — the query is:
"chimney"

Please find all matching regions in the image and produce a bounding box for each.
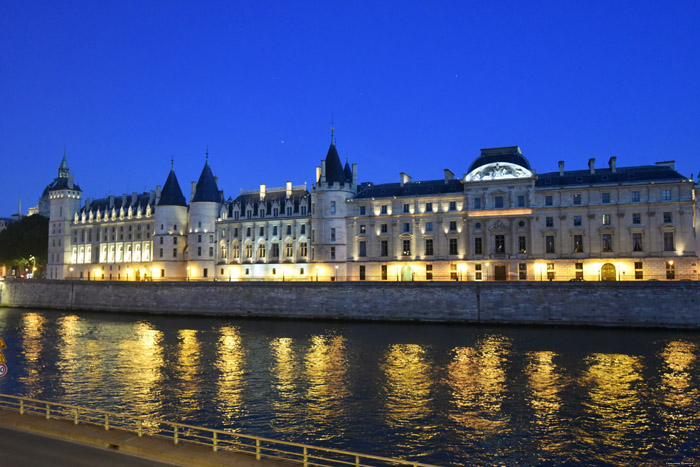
[444,169,454,184]
[588,158,596,174]
[84,198,91,211]
[609,157,617,173]
[320,161,327,183]
[109,195,114,209]
[655,161,676,171]
[352,163,357,187]
[191,181,196,202]
[286,181,292,198]
[558,161,565,176]
[316,166,322,183]
[155,185,161,204]
[149,189,156,205]
[400,172,411,186]
[260,184,266,200]
[68,173,74,188]
[132,192,137,206]
[122,193,127,207]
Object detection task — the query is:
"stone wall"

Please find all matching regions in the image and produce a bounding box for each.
[1,279,699,328]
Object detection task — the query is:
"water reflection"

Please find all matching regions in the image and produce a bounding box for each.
[446,335,511,436]
[525,350,567,455]
[176,329,201,413]
[269,337,300,434]
[19,313,46,396]
[215,325,247,425]
[116,322,164,415]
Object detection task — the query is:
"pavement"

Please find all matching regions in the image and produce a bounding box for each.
[0,409,295,466]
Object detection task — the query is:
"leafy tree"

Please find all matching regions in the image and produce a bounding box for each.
[0,215,48,277]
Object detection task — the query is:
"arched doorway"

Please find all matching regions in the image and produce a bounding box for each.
[601,263,616,281]
[401,266,413,281]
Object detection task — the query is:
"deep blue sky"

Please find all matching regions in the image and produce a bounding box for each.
[1,1,699,216]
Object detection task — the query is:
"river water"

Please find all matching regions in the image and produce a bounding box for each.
[0,307,698,466]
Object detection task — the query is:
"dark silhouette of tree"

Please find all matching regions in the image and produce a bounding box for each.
[0,215,48,277]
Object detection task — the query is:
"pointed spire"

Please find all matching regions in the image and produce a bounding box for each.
[192,158,220,203]
[330,113,334,143]
[344,154,353,182]
[205,145,209,163]
[58,148,70,178]
[158,164,187,207]
[171,156,174,170]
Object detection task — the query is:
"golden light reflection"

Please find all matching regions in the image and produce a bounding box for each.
[658,340,699,434]
[581,353,649,458]
[116,322,164,415]
[19,313,46,395]
[215,326,247,424]
[270,337,300,435]
[176,329,201,412]
[526,351,563,418]
[446,336,511,436]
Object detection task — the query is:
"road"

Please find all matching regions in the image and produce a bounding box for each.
[0,425,176,467]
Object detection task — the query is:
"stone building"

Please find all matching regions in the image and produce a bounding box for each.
[45,141,700,282]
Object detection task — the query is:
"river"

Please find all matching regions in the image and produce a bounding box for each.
[0,307,698,466]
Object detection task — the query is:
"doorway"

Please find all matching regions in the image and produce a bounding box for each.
[401,266,413,281]
[601,263,616,281]
[494,265,507,281]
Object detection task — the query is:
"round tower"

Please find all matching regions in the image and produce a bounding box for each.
[47,153,82,279]
[153,164,189,280]
[187,157,222,280]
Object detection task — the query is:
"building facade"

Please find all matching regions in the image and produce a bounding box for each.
[46,143,700,282]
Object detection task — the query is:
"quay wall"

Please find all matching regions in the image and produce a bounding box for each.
[1,279,699,328]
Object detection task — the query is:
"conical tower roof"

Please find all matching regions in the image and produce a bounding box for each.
[158,169,187,206]
[324,142,346,185]
[192,160,221,202]
[343,159,352,182]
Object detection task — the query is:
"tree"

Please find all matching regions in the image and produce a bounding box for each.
[0,215,48,277]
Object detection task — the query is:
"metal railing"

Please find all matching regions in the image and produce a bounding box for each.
[0,394,437,467]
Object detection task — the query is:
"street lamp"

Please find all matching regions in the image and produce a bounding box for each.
[186,267,191,281]
[335,265,339,281]
[315,266,319,282]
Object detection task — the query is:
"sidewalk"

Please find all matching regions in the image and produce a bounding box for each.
[0,409,294,467]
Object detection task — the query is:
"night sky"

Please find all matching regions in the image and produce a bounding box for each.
[1,1,699,217]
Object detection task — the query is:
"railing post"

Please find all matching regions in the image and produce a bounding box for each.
[355,454,360,467]
[138,419,142,437]
[304,446,308,467]
[46,403,50,420]
[213,431,218,452]
[174,424,178,445]
[105,413,109,431]
[74,408,78,425]
[256,438,261,460]
[19,399,24,415]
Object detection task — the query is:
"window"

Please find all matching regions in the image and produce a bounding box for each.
[381,223,388,233]
[449,221,457,231]
[381,205,388,215]
[573,216,581,226]
[273,226,278,236]
[602,193,610,204]
[635,261,643,279]
[546,236,555,253]
[495,196,504,208]
[402,240,411,256]
[360,225,366,234]
[546,217,554,227]
[425,222,433,232]
[198,234,202,243]
[203,268,208,278]
[547,263,555,281]
[258,244,266,259]
[403,223,410,233]
[449,238,458,255]
[449,201,456,211]
[632,213,641,224]
[259,227,264,237]
[517,195,525,207]
[602,214,610,225]
[380,240,388,257]
[473,198,481,210]
[475,263,482,281]
[403,203,409,213]
[425,239,434,256]
[173,248,177,258]
[426,264,433,280]
[286,225,292,235]
[662,189,671,201]
[664,232,674,251]
[173,237,178,245]
[359,241,366,257]
[425,202,433,212]
[574,235,584,253]
[360,206,366,215]
[573,194,581,205]
[198,222,202,229]
[331,228,336,242]
[666,261,675,279]
[330,246,336,259]
[519,263,527,280]
[285,242,293,257]
[663,212,672,224]
[632,191,640,202]
[299,243,307,257]
[234,228,239,238]
[245,244,253,259]
[271,243,279,258]
[633,233,643,251]
[575,262,583,280]
[209,246,214,257]
[602,234,612,252]
[159,237,164,245]
[474,237,483,255]
[233,245,240,258]
[301,225,306,235]
[450,263,457,281]
[359,265,366,281]
[494,235,505,253]
[159,248,163,258]
[545,195,553,206]
[330,201,336,214]
[518,236,526,254]
[197,246,202,257]
[381,265,388,280]
[300,206,307,215]
[246,227,251,237]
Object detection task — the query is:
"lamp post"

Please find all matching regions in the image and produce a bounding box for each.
[186,267,190,281]
[315,266,319,282]
[335,265,339,281]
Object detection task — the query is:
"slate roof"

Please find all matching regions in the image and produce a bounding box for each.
[354,179,464,199]
[468,146,532,173]
[45,177,81,194]
[80,192,154,215]
[227,187,311,217]
[344,161,353,181]
[324,142,348,185]
[536,164,687,187]
[158,169,187,206]
[192,161,221,203]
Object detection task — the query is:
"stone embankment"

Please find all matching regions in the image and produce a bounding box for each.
[1,279,699,328]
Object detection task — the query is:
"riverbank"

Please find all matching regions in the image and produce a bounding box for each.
[1,278,699,328]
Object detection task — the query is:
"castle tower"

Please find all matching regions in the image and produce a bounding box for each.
[311,135,357,280]
[47,153,82,279]
[187,156,221,280]
[153,164,188,280]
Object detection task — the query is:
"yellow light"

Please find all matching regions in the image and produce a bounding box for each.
[468,208,533,218]
[669,260,674,265]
